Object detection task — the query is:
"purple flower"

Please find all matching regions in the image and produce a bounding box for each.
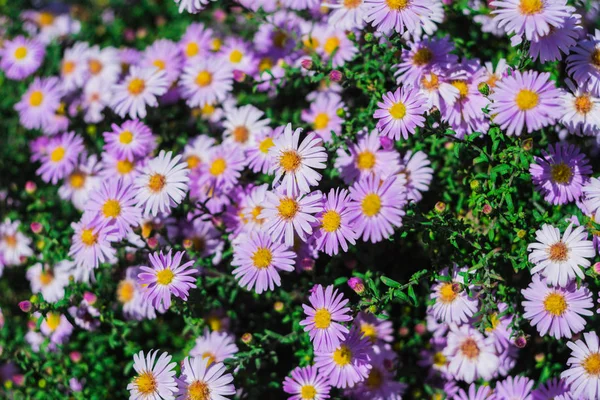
[430,265,479,324]
[496,375,534,400]
[140,39,183,85]
[282,365,331,400]
[396,150,433,202]
[561,331,600,400]
[566,30,600,96]
[394,36,458,87]
[0,35,45,80]
[444,324,499,383]
[301,93,345,143]
[127,350,177,399]
[69,214,118,281]
[103,120,155,160]
[348,345,406,399]
[364,0,434,35]
[453,383,494,400]
[36,132,85,184]
[179,23,214,61]
[180,56,233,107]
[194,144,246,193]
[15,76,63,132]
[532,378,573,400]
[374,86,427,140]
[314,188,357,256]
[353,312,394,344]
[111,66,169,119]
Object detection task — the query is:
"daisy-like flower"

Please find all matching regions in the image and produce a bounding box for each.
[314,188,357,256]
[566,30,600,96]
[174,0,214,13]
[181,216,224,263]
[269,123,328,196]
[261,189,323,247]
[443,324,499,383]
[490,0,572,41]
[522,274,593,339]
[103,120,155,160]
[190,329,239,364]
[40,312,73,345]
[283,365,331,400]
[183,135,216,172]
[317,27,358,68]
[134,150,190,217]
[85,179,142,237]
[140,39,183,85]
[100,153,144,186]
[394,150,433,202]
[281,0,320,10]
[353,312,394,344]
[14,76,63,132]
[496,376,535,400]
[82,79,112,123]
[36,132,85,185]
[84,45,120,85]
[219,37,257,75]
[117,267,157,321]
[523,13,582,64]
[529,143,592,205]
[326,0,369,30]
[69,214,118,277]
[454,384,494,400]
[180,56,233,108]
[0,219,33,266]
[350,345,407,400]
[532,378,573,400]
[488,70,563,136]
[246,126,283,174]
[138,250,197,310]
[194,144,246,193]
[300,284,353,352]
[374,87,427,140]
[223,105,270,148]
[231,232,296,294]
[127,350,177,400]
[239,184,270,233]
[560,79,600,136]
[301,94,345,143]
[179,23,214,61]
[348,174,407,243]
[26,261,70,303]
[111,66,169,119]
[314,326,371,389]
[60,42,89,92]
[528,223,595,287]
[561,331,600,400]
[176,357,235,400]
[364,0,433,35]
[393,36,458,87]
[0,35,45,80]
[430,266,479,324]
[583,178,600,225]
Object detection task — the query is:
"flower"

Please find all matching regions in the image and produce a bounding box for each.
[317,27,358,68]
[583,177,600,225]
[453,383,494,400]
[134,150,190,217]
[566,30,600,97]
[528,223,595,287]
[300,284,353,352]
[179,23,214,61]
[223,104,270,149]
[69,214,118,279]
[522,274,593,339]
[529,142,592,205]
[138,250,197,310]
[0,219,33,266]
[183,134,216,172]
[314,326,372,388]
[301,94,345,143]
[393,36,458,87]
[14,76,63,132]
[219,37,257,75]
[140,39,183,85]
[84,45,120,85]
[364,0,434,35]
[314,188,357,256]
[395,150,433,202]
[261,190,323,247]
[103,120,156,160]
[488,70,563,136]
[85,179,142,237]
[525,14,582,64]
[0,35,45,80]
[176,357,235,400]
[231,231,296,294]
[26,262,70,303]
[36,132,84,185]
[496,376,535,399]
[430,266,479,324]
[353,312,394,344]
[532,378,573,400]
[560,79,600,136]
[246,126,282,174]
[349,345,407,400]
[282,365,331,400]
[326,0,369,30]
[180,56,233,107]
[269,123,328,196]
[127,350,177,400]
[40,312,73,345]
[561,331,600,400]
[190,329,239,363]
[374,86,427,140]
[100,153,144,186]
[117,267,157,321]
[194,144,246,193]
[60,42,89,91]
[111,66,169,119]
[444,324,499,383]
[348,174,407,243]
[174,0,214,13]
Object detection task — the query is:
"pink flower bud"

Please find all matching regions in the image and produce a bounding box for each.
[593,262,600,275]
[18,301,32,313]
[25,181,37,194]
[482,204,492,215]
[515,336,527,348]
[241,332,253,344]
[300,257,315,272]
[70,351,82,363]
[233,70,246,82]
[398,326,409,337]
[301,59,313,70]
[329,70,343,82]
[347,277,365,295]
[214,9,227,22]
[414,323,426,335]
[12,374,25,386]
[146,237,159,249]
[83,292,97,305]
[30,222,43,234]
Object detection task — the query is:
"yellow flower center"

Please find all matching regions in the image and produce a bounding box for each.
[438,282,458,303]
[187,380,210,400]
[303,37,320,52]
[343,0,363,8]
[543,292,567,316]
[321,210,342,233]
[583,353,600,376]
[148,173,166,193]
[187,155,201,169]
[279,150,302,172]
[592,49,600,68]
[485,313,500,332]
[314,308,332,329]
[550,162,573,184]
[134,371,157,396]
[451,80,469,99]
[413,48,433,66]
[421,73,440,90]
[202,352,216,366]
[252,247,273,269]
[81,228,97,246]
[195,71,212,87]
[201,103,215,116]
[186,42,199,57]
[88,59,103,75]
[152,59,165,70]
[361,323,377,343]
[313,113,330,130]
[117,159,134,174]
[366,368,383,389]
[14,46,28,60]
[39,12,55,26]
[300,384,317,399]
[29,90,44,107]
[156,269,174,285]
[46,313,61,331]
[50,146,66,163]
[250,206,264,223]
[386,0,409,10]
[62,60,75,75]
[39,270,54,286]
[117,281,135,303]
[229,49,243,64]
[259,137,275,154]
[206,316,223,332]
[332,345,352,366]
[460,338,480,360]
[102,199,122,218]
[433,352,447,367]
[515,89,539,111]
[356,151,376,170]
[361,193,381,217]
[119,130,134,144]
[575,95,593,114]
[232,126,249,143]
[211,38,221,51]
[69,172,86,189]
[4,235,17,248]
[548,241,569,262]
[519,0,543,15]
[128,78,145,95]
[278,198,299,220]
[388,102,407,119]
[324,37,340,55]
[259,57,273,72]
[209,158,227,176]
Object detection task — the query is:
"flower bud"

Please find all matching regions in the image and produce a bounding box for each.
[146,237,159,249]
[12,375,24,386]
[470,180,480,191]
[274,301,284,312]
[25,181,37,194]
[233,69,246,83]
[18,301,32,313]
[329,70,342,83]
[241,332,253,344]
[477,82,490,96]
[364,33,374,42]
[83,292,97,305]
[70,351,82,363]
[414,323,426,335]
[30,222,43,234]
[347,277,365,295]
[593,262,600,275]
[183,239,193,250]
[515,336,527,348]
[398,326,409,337]
[434,202,446,213]
[214,9,227,23]
[522,138,533,151]
[482,204,492,215]
[300,58,313,70]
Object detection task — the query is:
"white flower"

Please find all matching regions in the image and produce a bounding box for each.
[0,219,33,266]
[444,324,499,383]
[176,357,236,400]
[111,66,169,119]
[127,350,177,400]
[26,261,71,303]
[562,331,600,400]
[222,104,270,149]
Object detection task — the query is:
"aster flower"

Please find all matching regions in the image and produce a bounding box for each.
[219,37,257,75]
[532,378,573,400]
[82,79,112,123]
[176,357,235,400]
[180,56,233,107]
[69,214,118,277]
[353,312,394,344]
[566,30,600,97]
[0,35,45,80]
[560,79,600,136]
[314,326,371,389]
[301,94,345,143]
[223,105,270,148]
[111,66,169,119]
[485,303,515,353]
[561,331,600,400]
[521,13,582,64]
[103,120,156,160]
[283,365,331,400]
[183,134,216,172]
[117,267,157,321]
[393,36,458,87]
[489,70,563,136]
[40,312,73,346]
[454,383,494,400]
[239,184,270,234]
[69,300,101,331]
[174,0,214,13]
[348,174,407,243]
[314,188,357,256]
[134,150,190,217]
[190,329,239,363]
[84,45,120,85]
[100,153,144,186]
[529,143,592,205]
[430,265,479,324]
[364,0,433,35]
[374,86,427,140]
[36,131,84,184]
[26,262,70,303]
[0,219,33,266]
[300,284,353,352]
[394,150,433,202]
[60,42,89,92]
[522,274,593,339]
[138,250,197,310]
[261,189,323,247]
[349,345,407,400]
[490,0,572,41]
[180,216,224,263]
[444,324,499,383]
[140,39,183,85]
[179,23,214,61]
[582,178,600,225]
[496,376,535,400]
[14,76,63,132]
[318,27,357,68]
[246,126,282,174]
[281,0,320,10]
[127,350,177,400]
[231,232,296,294]
[326,0,369,30]
[269,123,328,196]
[528,223,595,287]
[85,179,142,237]
[194,144,246,193]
